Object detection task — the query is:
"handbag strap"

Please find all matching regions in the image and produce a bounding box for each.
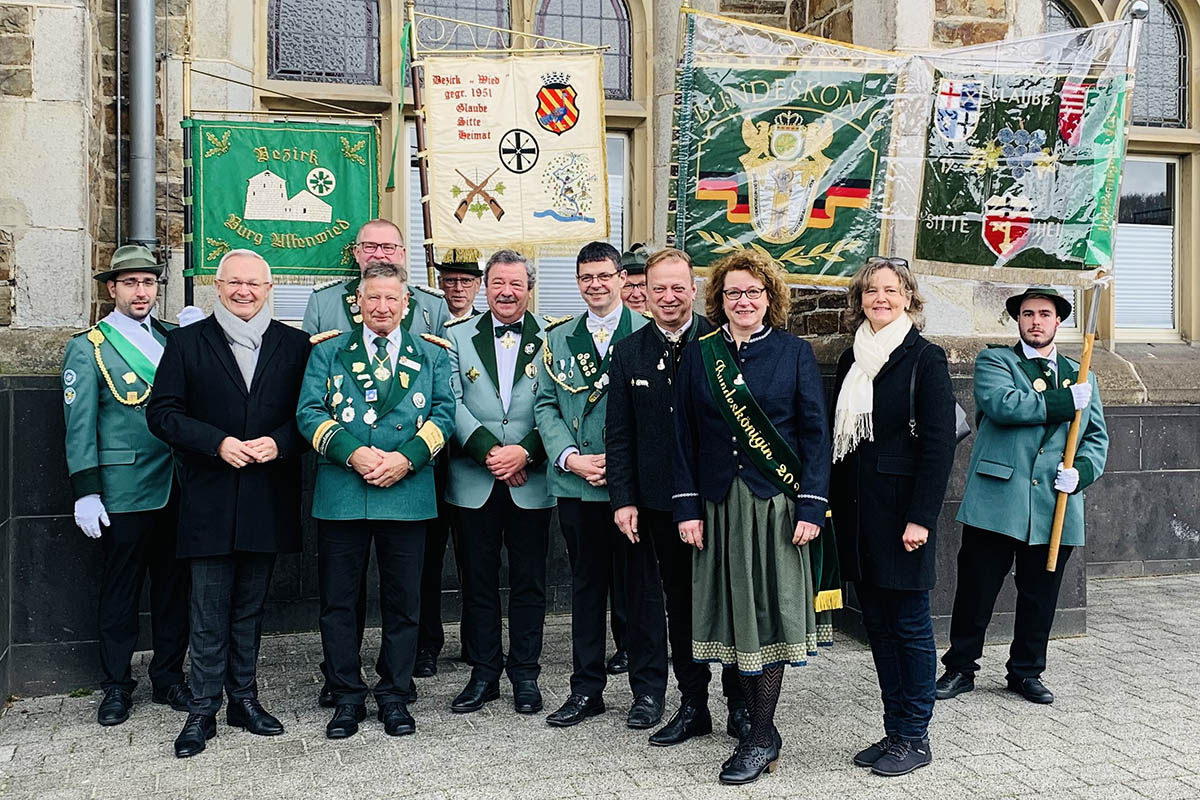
[909,340,933,438]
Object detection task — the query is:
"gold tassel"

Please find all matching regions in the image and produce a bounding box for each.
[813,589,844,613]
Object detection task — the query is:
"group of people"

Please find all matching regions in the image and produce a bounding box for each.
[63,218,1108,784]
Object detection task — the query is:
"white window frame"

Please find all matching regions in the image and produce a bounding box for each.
[1114,154,1182,342]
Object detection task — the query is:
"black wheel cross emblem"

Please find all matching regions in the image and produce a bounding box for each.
[499,128,539,174]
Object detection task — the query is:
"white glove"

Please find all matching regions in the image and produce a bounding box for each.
[1069,382,1092,411]
[1054,463,1079,494]
[178,305,206,326]
[74,494,110,538]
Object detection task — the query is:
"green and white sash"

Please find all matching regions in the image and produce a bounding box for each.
[95,320,158,385]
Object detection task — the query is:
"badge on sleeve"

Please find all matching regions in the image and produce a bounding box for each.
[412,392,426,409]
[64,388,77,405]
[63,369,77,386]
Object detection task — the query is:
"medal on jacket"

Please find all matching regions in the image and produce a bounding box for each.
[342,405,355,423]
[365,388,378,402]
[399,372,411,390]
[524,342,536,355]
[467,366,480,383]
[657,358,665,371]
[1033,378,1047,392]
[374,365,391,381]
[525,362,537,379]
[363,408,377,425]
[413,392,426,409]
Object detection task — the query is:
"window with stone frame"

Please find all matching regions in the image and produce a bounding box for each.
[534,0,633,101]
[418,0,512,49]
[1127,0,1188,128]
[267,0,381,85]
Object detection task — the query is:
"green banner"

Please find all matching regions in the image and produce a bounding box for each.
[184,119,379,281]
[916,71,1127,271]
[668,16,898,281]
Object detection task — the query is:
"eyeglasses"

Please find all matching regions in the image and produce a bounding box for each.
[215,279,269,291]
[356,241,401,255]
[865,256,910,268]
[441,277,479,287]
[722,287,766,301]
[576,271,619,284]
[114,278,161,289]
[624,281,647,291]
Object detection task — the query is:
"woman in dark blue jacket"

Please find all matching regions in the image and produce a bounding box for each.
[829,256,956,778]
[673,251,833,785]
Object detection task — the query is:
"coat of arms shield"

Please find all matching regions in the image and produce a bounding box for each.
[536,72,579,135]
[982,193,1033,258]
[935,78,982,143]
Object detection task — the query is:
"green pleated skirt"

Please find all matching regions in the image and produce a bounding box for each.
[692,477,833,675]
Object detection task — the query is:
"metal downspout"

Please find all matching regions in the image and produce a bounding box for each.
[127,0,156,248]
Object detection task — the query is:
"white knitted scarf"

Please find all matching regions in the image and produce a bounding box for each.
[832,314,912,463]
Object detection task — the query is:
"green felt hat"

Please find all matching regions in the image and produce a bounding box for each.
[435,248,483,277]
[94,244,163,282]
[619,243,648,275]
[1006,286,1072,321]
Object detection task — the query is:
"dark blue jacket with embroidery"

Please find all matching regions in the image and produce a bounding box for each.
[672,325,831,527]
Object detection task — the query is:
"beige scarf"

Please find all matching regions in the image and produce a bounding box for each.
[832,314,913,462]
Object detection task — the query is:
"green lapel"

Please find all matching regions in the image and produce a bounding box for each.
[512,312,542,388]
[341,278,362,328]
[95,320,158,385]
[1056,353,1078,387]
[472,313,500,391]
[375,332,422,418]
[1013,343,1052,391]
[599,306,634,372]
[338,328,377,402]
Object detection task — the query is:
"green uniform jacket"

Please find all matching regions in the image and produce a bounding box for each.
[296,327,455,521]
[956,344,1109,547]
[533,307,647,502]
[445,311,553,510]
[300,277,450,336]
[61,319,176,513]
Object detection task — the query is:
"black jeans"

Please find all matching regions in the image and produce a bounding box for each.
[98,499,190,693]
[318,519,425,706]
[187,552,276,716]
[943,525,1074,680]
[857,582,936,740]
[455,483,552,683]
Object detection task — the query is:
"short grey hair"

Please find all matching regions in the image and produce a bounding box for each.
[360,261,405,284]
[484,249,535,288]
[215,249,273,282]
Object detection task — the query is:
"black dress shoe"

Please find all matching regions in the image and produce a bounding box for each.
[317,682,335,708]
[152,683,193,712]
[378,702,416,736]
[719,740,780,785]
[725,705,751,741]
[626,695,664,729]
[97,687,132,727]
[450,678,500,713]
[174,713,216,758]
[512,680,543,714]
[649,700,712,746]
[605,650,629,675]
[1007,676,1054,704]
[413,649,438,679]
[325,704,367,739]
[935,670,975,700]
[546,694,605,727]
[722,725,782,770]
[226,698,284,736]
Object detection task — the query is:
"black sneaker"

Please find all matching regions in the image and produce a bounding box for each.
[870,737,932,777]
[853,734,897,767]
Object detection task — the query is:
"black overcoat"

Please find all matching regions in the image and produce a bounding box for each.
[829,327,956,591]
[147,315,310,558]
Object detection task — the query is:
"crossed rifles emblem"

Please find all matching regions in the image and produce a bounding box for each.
[454,169,505,222]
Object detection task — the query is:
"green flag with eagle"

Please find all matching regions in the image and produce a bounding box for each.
[184,119,379,282]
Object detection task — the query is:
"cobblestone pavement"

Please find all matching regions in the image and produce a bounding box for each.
[1,574,1198,799]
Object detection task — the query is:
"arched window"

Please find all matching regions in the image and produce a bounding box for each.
[1045,0,1083,33]
[535,0,633,100]
[417,0,512,50]
[1128,0,1188,128]
[267,0,380,85]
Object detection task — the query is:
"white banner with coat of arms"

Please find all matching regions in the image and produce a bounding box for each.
[422,52,608,249]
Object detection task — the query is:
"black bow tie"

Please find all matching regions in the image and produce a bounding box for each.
[494,322,522,338]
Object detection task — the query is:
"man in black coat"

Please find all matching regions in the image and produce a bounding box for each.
[606,248,747,745]
[147,250,310,758]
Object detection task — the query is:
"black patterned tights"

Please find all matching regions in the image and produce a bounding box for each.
[738,665,784,747]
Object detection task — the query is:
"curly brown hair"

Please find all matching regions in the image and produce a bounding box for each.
[843,256,926,331]
[704,250,790,329]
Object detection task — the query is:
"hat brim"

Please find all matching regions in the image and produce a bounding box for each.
[435,264,483,277]
[94,263,164,282]
[1006,292,1072,321]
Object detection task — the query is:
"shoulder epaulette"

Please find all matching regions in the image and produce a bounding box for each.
[985,343,1010,349]
[420,333,452,350]
[542,314,575,330]
[414,283,445,298]
[312,278,345,292]
[699,329,722,340]
[309,329,342,345]
[641,310,653,319]
[443,315,474,328]
[72,326,97,339]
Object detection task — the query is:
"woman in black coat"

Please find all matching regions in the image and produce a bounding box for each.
[829,257,956,778]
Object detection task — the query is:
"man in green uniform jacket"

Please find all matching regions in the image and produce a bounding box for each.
[62,244,191,726]
[301,218,449,337]
[937,287,1108,706]
[296,262,455,741]
[534,241,654,729]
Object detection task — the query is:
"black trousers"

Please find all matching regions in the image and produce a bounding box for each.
[609,548,626,652]
[559,498,657,698]
[942,524,1074,680]
[187,552,276,716]
[319,519,425,706]
[417,457,465,659]
[634,509,744,706]
[99,499,190,693]
[455,483,552,683]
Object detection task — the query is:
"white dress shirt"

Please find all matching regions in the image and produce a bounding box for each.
[586,304,623,359]
[102,310,164,366]
[363,324,404,372]
[493,313,521,411]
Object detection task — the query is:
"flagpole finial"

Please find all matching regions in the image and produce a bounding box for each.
[1130,0,1149,19]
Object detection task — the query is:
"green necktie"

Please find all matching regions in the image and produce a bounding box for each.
[1034,357,1053,378]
